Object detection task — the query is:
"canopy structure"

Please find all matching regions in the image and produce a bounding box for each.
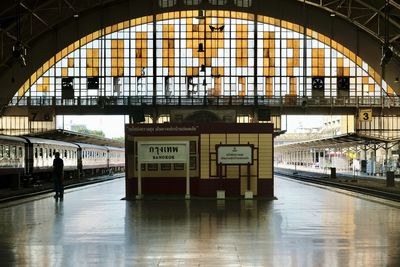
[27,129,124,148]
[275,133,400,152]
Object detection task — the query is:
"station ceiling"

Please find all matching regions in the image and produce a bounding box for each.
[0,0,399,100]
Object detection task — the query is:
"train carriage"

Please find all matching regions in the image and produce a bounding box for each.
[0,134,125,189]
[22,137,79,178]
[0,135,27,176]
[75,143,109,175]
[106,146,125,172]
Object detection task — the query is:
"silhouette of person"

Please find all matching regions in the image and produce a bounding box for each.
[53,152,64,200]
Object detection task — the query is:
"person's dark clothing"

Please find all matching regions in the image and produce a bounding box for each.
[53,156,64,199]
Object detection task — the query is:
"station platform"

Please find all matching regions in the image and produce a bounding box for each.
[275,164,400,195]
[0,175,399,266]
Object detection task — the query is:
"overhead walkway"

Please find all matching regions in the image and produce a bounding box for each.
[4,96,400,117]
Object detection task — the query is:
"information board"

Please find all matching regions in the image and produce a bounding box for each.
[217,145,253,165]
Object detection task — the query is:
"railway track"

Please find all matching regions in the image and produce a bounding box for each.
[275,170,400,202]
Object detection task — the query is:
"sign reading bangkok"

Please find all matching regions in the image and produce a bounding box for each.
[138,142,189,163]
[217,145,253,165]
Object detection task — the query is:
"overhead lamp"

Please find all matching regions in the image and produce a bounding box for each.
[200,64,206,72]
[395,77,400,83]
[198,43,204,52]
[197,10,205,19]
[73,13,79,18]
[202,79,207,86]
[209,25,225,32]
[12,42,27,67]
[330,13,336,17]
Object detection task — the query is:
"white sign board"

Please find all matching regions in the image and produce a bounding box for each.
[136,141,191,199]
[217,145,253,165]
[138,141,189,163]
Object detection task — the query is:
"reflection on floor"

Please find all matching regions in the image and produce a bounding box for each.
[0,177,399,266]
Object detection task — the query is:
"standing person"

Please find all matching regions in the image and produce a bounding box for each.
[53,151,64,200]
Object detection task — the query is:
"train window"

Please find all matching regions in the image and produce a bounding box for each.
[69,150,71,158]
[49,149,52,158]
[5,145,10,158]
[11,146,16,159]
[54,149,56,156]
[18,147,23,158]
[0,145,3,157]
[64,150,67,158]
[39,148,43,158]
[44,148,47,159]
[35,147,38,158]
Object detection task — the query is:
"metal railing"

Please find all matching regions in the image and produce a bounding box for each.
[8,95,400,108]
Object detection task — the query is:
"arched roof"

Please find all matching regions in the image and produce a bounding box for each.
[0,0,399,108]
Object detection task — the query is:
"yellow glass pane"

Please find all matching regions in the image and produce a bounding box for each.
[287,58,293,67]
[205,58,211,67]
[387,85,394,95]
[93,59,99,67]
[337,67,343,76]
[289,77,297,95]
[93,68,99,76]
[118,67,124,76]
[112,58,118,67]
[269,58,275,66]
[61,68,68,77]
[163,58,168,67]
[312,58,318,67]
[68,58,74,67]
[112,68,118,77]
[93,49,99,58]
[368,84,375,93]
[312,68,318,76]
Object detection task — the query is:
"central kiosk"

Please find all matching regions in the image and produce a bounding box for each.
[125,123,274,199]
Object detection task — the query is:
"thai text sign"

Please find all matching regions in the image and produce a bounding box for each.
[217,145,253,165]
[138,141,189,163]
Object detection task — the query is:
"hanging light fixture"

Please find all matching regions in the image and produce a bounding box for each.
[198,43,204,52]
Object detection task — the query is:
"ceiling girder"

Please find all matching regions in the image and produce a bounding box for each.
[19,2,51,29]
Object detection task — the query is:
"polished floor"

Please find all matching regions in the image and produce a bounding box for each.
[0,176,399,267]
